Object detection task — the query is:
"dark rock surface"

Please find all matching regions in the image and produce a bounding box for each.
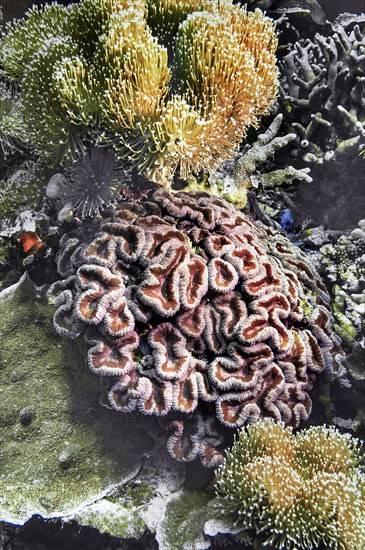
[0,518,157,550]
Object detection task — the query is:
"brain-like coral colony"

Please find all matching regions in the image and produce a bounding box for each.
[0,0,277,190]
[215,420,365,550]
[51,191,339,466]
[279,17,365,164]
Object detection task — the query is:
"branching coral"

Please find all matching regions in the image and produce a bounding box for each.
[0,0,278,185]
[215,419,365,550]
[50,191,339,465]
[278,18,365,163]
[186,114,312,208]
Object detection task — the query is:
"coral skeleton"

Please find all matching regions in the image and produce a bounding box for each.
[50,191,339,466]
[216,419,365,550]
[278,18,365,163]
[0,0,278,186]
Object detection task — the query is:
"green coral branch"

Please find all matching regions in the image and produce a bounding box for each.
[187,114,312,207]
[251,166,311,188]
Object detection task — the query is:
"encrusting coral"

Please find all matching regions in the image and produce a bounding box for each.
[320,220,365,346]
[0,160,49,225]
[0,0,278,187]
[215,419,365,550]
[50,191,339,466]
[278,17,365,163]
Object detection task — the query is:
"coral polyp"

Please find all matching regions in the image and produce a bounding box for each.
[216,420,365,550]
[50,191,339,466]
[0,0,278,184]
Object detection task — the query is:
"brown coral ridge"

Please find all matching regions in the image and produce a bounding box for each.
[51,190,339,466]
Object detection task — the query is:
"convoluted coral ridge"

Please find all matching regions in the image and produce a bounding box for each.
[51,191,339,465]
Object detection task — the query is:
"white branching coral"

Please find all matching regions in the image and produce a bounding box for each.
[278,19,365,163]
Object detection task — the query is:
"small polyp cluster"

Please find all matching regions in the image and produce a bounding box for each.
[51,190,338,465]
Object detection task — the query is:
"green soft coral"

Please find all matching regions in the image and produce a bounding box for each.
[216,420,365,550]
[0,4,70,82]
[0,0,278,187]
[0,83,28,161]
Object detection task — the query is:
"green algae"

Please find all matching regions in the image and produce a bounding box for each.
[72,482,157,538]
[0,273,155,523]
[159,490,214,550]
[73,499,148,539]
[0,273,233,547]
[107,481,156,507]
